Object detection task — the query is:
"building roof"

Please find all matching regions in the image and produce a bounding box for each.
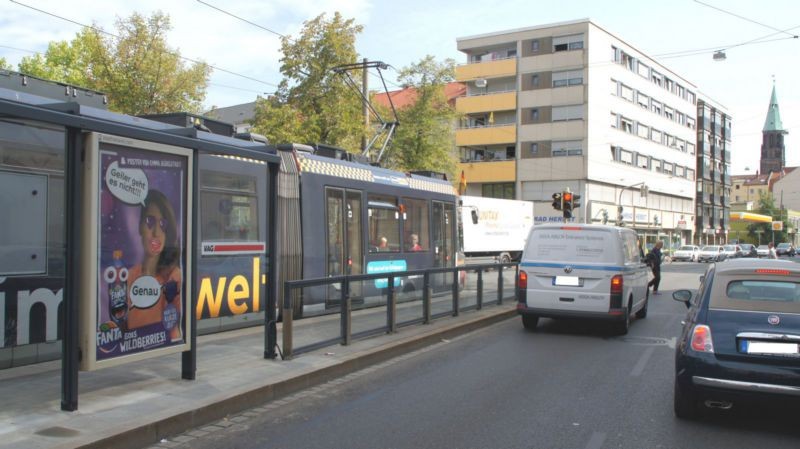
[732,167,797,189]
[373,82,465,110]
[763,84,785,132]
[204,101,257,125]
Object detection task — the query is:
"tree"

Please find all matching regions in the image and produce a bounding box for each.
[0,57,11,70]
[748,191,790,243]
[251,12,364,149]
[18,12,210,115]
[381,55,459,178]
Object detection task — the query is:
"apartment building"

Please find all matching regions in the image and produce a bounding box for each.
[695,97,732,244]
[455,19,699,245]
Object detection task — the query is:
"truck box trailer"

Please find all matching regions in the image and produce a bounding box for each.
[460,196,534,262]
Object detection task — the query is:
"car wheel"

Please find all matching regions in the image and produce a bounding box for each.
[674,377,699,420]
[635,290,648,319]
[613,300,631,335]
[522,315,539,331]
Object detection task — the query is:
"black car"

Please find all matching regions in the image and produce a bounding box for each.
[672,259,800,419]
[738,243,758,258]
[776,243,796,257]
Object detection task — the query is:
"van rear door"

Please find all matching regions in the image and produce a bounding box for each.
[521,226,621,314]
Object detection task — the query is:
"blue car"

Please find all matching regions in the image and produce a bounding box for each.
[672,259,800,419]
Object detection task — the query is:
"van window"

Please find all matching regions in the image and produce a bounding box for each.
[525,228,618,264]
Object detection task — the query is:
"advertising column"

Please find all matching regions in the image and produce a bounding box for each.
[81,133,193,370]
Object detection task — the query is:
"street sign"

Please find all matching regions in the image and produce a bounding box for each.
[772,221,784,231]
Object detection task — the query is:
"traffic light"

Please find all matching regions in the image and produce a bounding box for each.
[562,191,573,219]
[572,194,581,209]
[551,192,562,211]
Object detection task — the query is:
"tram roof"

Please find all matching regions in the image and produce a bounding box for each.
[297,150,457,197]
[0,86,280,165]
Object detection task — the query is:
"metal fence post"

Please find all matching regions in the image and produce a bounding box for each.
[497,264,504,305]
[423,272,431,324]
[341,277,351,345]
[387,274,397,333]
[282,282,293,359]
[452,268,459,317]
[477,269,483,310]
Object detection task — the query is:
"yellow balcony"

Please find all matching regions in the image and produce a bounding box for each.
[456,124,516,147]
[458,160,516,183]
[456,91,516,115]
[455,58,517,82]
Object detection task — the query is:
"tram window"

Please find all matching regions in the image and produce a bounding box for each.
[402,198,429,251]
[368,195,400,253]
[200,170,259,242]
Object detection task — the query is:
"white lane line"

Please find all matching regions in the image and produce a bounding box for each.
[584,431,607,449]
[630,347,656,377]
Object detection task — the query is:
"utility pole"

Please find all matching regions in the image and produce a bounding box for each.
[361,58,369,153]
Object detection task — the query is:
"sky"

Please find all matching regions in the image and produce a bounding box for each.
[0,0,798,175]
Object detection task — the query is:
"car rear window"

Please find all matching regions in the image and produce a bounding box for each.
[711,277,800,313]
[678,246,694,251]
[525,228,619,263]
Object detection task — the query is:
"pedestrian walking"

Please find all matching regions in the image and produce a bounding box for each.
[768,241,778,259]
[646,241,663,295]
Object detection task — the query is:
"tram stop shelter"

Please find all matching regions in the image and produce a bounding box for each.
[0,73,282,411]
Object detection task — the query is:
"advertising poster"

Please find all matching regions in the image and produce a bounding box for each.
[94,140,189,363]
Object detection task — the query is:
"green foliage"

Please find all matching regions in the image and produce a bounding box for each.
[18,12,210,115]
[382,56,459,179]
[251,12,364,149]
[747,191,790,243]
[0,57,12,70]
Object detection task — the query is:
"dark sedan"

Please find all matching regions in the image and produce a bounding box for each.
[672,259,800,419]
[776,243,796,257]
[738,243,758,258]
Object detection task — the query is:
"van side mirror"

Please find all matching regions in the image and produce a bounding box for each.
[471,209,478,224]
[698,275,704,283]
[672,289,693,308]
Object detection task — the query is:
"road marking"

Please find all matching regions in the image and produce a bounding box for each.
[584,431,607,449]
[630,347,655,377]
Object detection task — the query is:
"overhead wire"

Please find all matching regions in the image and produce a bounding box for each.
[8,0,280,88]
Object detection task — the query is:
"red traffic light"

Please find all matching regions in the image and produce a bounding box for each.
[563,192,573,202]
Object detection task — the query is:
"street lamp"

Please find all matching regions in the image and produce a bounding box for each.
[617,182,648,226]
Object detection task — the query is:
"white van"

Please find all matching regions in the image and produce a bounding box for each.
[516,224,649,334]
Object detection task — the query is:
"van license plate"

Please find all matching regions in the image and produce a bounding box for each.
[554,276,580,286]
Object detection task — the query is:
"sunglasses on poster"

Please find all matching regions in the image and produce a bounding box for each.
[144,215,168,232]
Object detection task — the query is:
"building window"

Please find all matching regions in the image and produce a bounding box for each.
[610,112,618,128]
[675,165,685,177]
[620,84,634,102]
[637,153,650,169]
[652,159,663,172]
[530,142,538,156]
[620,117,633,133]
[482,183,515,199]
[664,106,674,121]
[663,162,674,175]
[651,100,662,116]
[651,129,662,144]
[687,168,695,179]
[553,70,583,87]
[619,149,633,165]
[552,140,582,157]
[637,61,650,78]
[651,70,663,87]
[532,74,539,87]
[553,34,584,52]
[531,108,539,121]
[637,123,649,139]
[610,79,618,96]
[637,92,649,109]
[552,105,584,121]
[687,91,696,104]
[531,40,540,52]
[687,117,696,130]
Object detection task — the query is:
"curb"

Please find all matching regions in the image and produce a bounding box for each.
[76,305,518,449]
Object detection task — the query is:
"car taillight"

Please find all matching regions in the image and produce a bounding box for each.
[518,271,528,289]
[610,275,623,295]
[690,325,714,353]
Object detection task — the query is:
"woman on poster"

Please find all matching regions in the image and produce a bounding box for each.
[126,189,183,342]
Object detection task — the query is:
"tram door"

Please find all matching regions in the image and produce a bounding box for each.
[432,201,455,288]
[326,188,363,299]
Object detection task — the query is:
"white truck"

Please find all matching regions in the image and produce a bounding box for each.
[460,196,535,263]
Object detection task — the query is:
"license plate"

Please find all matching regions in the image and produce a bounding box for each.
[741,341,800,355]
[554,276,580,286]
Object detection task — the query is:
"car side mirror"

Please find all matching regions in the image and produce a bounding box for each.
[672,289,693,308]
[698,275,704,283]
[471,209,478,224]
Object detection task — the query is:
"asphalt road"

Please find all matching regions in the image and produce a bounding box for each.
[153,267,800,449]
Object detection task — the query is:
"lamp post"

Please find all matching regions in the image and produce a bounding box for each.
[617,182,648,226]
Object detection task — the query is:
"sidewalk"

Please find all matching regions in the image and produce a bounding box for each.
[0,302,517,449]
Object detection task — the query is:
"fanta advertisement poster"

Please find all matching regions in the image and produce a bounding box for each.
[96,143,186,362]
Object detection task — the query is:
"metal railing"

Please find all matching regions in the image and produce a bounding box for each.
[281,262,518,358]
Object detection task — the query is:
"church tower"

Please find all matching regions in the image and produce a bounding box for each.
[760,83,788,174]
